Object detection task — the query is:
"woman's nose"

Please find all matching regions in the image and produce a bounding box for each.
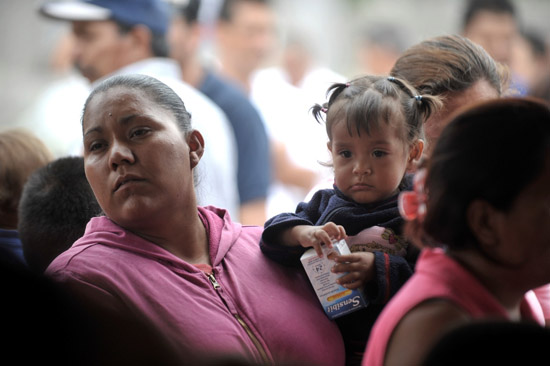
[109,141,135,170]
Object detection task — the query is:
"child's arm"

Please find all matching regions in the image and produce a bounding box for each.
[281,223,347,258]
[260,189,337,266]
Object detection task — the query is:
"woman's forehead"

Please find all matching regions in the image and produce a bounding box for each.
[85,87,158,118]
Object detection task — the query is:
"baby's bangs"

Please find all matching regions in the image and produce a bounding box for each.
[345,90,403,136]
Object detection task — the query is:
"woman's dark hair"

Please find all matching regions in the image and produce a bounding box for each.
[82,74,192,133]
[391,35,509,98]
[311,75,441,144]
[417,98,550,249]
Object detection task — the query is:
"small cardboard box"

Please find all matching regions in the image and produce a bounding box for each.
[300,239,368,319]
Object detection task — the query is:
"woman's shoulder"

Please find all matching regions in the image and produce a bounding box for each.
[384,300,470,366]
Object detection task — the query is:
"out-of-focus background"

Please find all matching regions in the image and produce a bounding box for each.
[1,0,549,139]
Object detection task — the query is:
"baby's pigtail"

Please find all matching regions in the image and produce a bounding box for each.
[412,93,443,123]
[310,102,328,124]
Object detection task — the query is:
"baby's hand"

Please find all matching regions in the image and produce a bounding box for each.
[291,223,346,257]
[331,252,375,289]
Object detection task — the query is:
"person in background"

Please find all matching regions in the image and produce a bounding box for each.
[461,0,525,94]
[18,156,102,274]
[261,75,441,366]
[215,0,276,94]
[0,129,53,267]
[511,28,550,94]
[355,22,411,76]
[168,0,271,225]
[215,0,335,217]
[390,34,509,158]
[390,32,550,326]
[38,0,241,219]
[363,97,550,366]
[46,73,345,366]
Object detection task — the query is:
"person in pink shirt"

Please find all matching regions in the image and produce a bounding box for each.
[46,73,345,366]
[363,97,550,366]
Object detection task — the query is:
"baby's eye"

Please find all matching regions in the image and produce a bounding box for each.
[339,150,352,158]
[373,150,387,158]
[89,141,106,152]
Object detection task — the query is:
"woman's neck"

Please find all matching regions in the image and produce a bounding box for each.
[130,210,211,265]
[449,250,526,319]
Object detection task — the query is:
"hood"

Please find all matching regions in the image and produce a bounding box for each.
[73,206,243,270]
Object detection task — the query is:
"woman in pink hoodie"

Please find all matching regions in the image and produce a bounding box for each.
[46,74,345,366]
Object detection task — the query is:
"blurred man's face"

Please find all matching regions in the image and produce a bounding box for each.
[463,11,518,65]
[167,16,196,67]
[217,1,276,75]
[71,20,130,82]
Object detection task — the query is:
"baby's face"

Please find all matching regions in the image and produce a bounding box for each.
[328,120,412,204]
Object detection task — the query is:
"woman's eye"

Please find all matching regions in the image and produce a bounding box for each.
[131,128,150,138]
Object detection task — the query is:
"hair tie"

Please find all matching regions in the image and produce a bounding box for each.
[387,76,396,82]
[345,82,351,87]
[414,95,423,102]
[398,169,427,222]
[321,107,328,113]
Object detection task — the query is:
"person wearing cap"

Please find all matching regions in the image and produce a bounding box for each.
[38,0,241,219]
[169,0,271,226]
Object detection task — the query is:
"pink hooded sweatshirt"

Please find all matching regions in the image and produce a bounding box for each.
[46,206,345,366]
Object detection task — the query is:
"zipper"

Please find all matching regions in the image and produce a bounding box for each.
[235,314,270,365]
[204,271,271,365]
[206,272,221,290]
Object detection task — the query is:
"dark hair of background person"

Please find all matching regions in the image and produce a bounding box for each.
[115,20,169,57]
[0,129,53,229]
[218,0,271,21]
[18,156,102,274]
[462,0,516,29]
[177,0,201,24]
[407,97,550,249]
[390,34,509,98]
[423,320,550,366]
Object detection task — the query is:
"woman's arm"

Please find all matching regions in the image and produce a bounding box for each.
[385,300,470,366]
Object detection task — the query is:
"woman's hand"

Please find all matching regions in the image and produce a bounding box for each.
[332,252,375,289]
[289,223,347,257]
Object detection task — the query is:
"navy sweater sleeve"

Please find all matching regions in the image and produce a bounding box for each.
[260,190,333,267]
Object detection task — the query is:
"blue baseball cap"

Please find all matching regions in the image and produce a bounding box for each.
[39,0,171,35]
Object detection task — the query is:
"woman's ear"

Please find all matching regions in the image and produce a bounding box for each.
[187,130,204,169]
[467,199,499,249]
[407,139,424,171]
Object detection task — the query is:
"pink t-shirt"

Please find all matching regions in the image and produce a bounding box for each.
[363,248,545,366]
